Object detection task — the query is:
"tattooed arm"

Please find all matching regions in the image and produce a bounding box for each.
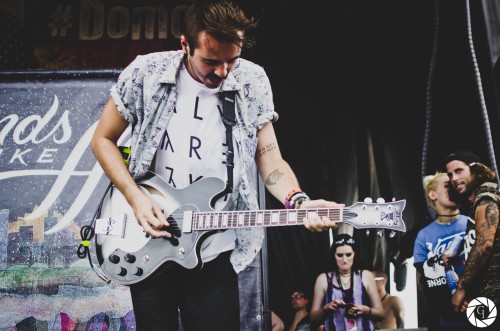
[255,122,300,201]
[451,199,498,312]
[255,122,342,232]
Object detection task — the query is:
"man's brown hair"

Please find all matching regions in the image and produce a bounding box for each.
[183,0,257,55]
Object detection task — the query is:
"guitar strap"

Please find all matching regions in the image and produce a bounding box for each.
[212,90,237,205]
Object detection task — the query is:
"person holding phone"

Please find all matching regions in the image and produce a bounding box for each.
[309,234,384,331]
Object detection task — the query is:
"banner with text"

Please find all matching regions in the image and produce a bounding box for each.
[0,71,263,330]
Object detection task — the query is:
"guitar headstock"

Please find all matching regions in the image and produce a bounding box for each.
[343,199,406,232]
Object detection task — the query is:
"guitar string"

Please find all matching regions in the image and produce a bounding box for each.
[185,209,390,229]
[155,203,397,220]
[160,210,345,229]
[164,210,343,219]
[173,211,343,219]
[144,208,397,229]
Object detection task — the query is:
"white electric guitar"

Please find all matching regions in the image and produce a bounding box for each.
[93,172,406,285]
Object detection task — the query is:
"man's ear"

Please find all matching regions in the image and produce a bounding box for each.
[180,35,189,52]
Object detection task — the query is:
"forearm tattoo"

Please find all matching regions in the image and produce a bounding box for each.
[257,143,277,158]
[265,169,284,186]
[459,200,498,290]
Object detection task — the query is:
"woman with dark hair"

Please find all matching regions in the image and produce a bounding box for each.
[310,234,384,331]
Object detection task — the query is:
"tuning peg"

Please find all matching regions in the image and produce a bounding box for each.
[392,197,396,202]
[365,229,370,236]
[377,229,384,237]
[376,197,385,203]
[390,230,396,238]
[364,197,373,203]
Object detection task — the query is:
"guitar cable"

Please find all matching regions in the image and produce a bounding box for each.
[77,182,113,284]
[76,145,132,283]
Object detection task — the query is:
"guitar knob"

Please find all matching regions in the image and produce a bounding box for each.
[376,198,385,203]
[108,254,120,264]
[390,230,396,238]
[132,267,143,276]
[377,229,384,237]
[117,267,127,276]
[363,197,373,203]
[124,254,136,263]
[365,229,370,236]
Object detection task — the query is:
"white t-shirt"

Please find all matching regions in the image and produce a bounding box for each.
[154,65,239,261]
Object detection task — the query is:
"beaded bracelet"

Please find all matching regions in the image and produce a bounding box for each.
[284,190,311,209]
[284,189,302,209]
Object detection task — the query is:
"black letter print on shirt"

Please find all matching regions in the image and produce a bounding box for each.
[190,174,203,184]
[194,97,203,120]
[190,136,201,159]
[159,131,174,152]
[163,166,176,188]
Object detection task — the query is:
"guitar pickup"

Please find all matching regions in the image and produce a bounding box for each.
[95,214,127,237]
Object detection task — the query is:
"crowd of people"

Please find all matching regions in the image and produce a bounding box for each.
[89,0,499,329]
[412,150,500,330]
[274,149,500,331]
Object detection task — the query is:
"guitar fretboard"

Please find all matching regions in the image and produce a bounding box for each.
[189,209,341,230]
[182,206,402,232]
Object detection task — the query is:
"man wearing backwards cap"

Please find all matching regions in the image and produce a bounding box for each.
[444,150,500,319]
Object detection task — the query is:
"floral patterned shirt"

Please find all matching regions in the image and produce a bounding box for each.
[110,50,279,272]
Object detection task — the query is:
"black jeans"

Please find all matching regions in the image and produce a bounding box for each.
[129,250,240,331]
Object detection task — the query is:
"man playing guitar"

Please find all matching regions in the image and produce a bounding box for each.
[91,1,343,330]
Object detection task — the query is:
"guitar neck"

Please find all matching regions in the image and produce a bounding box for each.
[189,208,342,230]
[185,199,406,233]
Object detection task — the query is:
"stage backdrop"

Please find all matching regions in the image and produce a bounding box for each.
[0,0,263,70]
[0,71,264,330]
